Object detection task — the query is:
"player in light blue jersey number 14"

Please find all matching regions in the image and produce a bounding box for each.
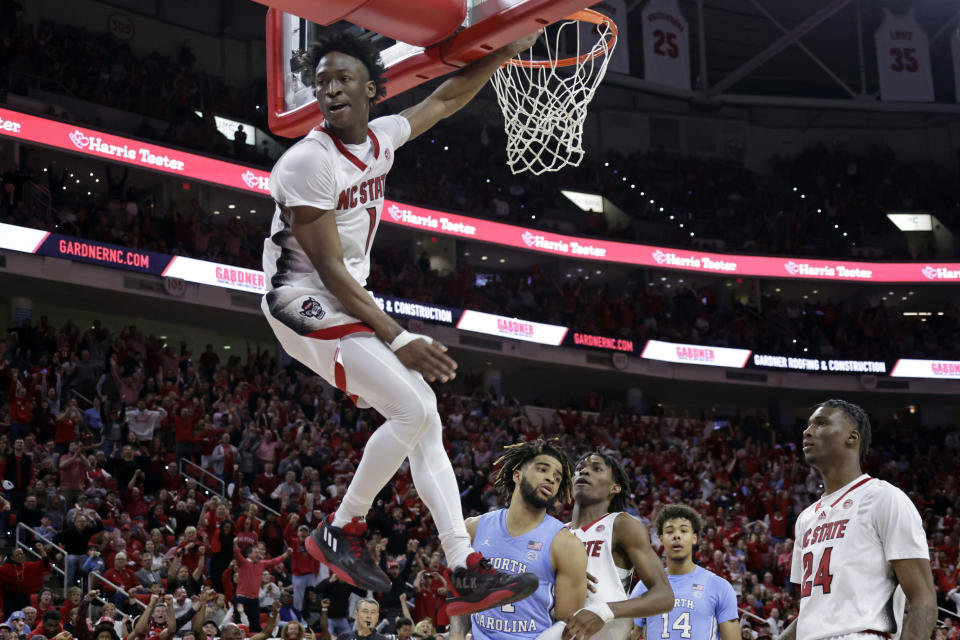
[631,505,739,640]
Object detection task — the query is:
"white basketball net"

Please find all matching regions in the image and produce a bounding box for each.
[491,16,616,175]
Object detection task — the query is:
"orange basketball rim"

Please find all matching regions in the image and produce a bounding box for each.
[505,9,618,69]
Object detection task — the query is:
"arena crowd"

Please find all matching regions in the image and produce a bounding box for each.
[1,159,958,365]
[0,317,958,640]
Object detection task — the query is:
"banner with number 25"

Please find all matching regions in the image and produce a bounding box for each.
[641,0,691,91]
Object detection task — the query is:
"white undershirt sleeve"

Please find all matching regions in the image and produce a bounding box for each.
[269,143,338,210]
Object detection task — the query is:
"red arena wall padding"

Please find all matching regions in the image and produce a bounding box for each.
[253,0,466,46]
[265,0,596,137]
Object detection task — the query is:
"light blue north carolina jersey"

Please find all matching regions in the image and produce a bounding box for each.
[631,566,738,640]
[470,509,567,640]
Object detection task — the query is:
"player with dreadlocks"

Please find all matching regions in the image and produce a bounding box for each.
[453,439,587,640]
[558,452,673,640]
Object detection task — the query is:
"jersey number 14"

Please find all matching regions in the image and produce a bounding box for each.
[660,612,691,639]
[800,547,834,597]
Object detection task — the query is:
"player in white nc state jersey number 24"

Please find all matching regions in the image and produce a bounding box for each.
[262,30,544,614]
[778,400,936,640]
[558,452,673,640]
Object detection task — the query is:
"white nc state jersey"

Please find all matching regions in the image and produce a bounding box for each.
[791,474,929,640]
[263,115,410,337]
[568,512,634,640]
[875,9,934,102]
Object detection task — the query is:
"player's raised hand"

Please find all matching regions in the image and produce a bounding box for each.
[395,338,457,383]
[505,29,543,56]
[562,608,606,640]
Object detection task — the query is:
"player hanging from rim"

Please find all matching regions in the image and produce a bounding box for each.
[777,400,936,640]
[629,505,739,640]
[558,452,673,640]
[451,439,588,640]
[262,30,542,614]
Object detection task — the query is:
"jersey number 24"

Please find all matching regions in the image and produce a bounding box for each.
[800,547,834,597]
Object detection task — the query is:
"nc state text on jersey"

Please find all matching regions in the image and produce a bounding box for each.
[801,518,849,549]
[336,174,386,210]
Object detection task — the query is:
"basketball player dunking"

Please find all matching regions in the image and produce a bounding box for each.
[262,31,541,614]
[778,400,936,640]
[560,452,673,640]
[454,440,588,640]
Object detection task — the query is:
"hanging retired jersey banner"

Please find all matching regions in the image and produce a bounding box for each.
[874,8,934,102]
[641,0,690,90]
[585,0,631,75]
[951,22,960,102]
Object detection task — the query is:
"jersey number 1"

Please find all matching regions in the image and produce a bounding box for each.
[660,612,691,639]
[801,547,834,597]
[364,207,377,254]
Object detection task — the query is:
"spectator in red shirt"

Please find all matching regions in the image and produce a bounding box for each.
[769,508,788,540]
[35,587,57,614]
[775,540,793,587]
[9,378,34,439]
[411,569,445,630]
[252,462,280,504]
[174,405,201,459]
[54,398,83,454]
[234,516,260,552]
[233,540,290,633]
[161,462,184,492]
[760,570,781,598]
[284,517,322,611]
[745,532,769,573]
[100,551,144,606]
[59,441,92,506]
[170,527,204,573]
[58,586,82,621]
[123,481,151,519]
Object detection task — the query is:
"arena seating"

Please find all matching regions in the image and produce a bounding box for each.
[1,318,958,635]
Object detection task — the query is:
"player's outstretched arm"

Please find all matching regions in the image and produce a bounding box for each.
[401,31,540,141]
[614,514,674,618]
[564,514,673,640]
[891,558,937,640]
[289,205,457,383]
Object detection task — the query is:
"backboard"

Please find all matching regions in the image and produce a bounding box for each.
[262,0,597,138]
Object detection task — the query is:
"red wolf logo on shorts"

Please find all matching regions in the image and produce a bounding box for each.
[299,297,326,320]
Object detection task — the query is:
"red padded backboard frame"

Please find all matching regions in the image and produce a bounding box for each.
[265,0,595,138]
